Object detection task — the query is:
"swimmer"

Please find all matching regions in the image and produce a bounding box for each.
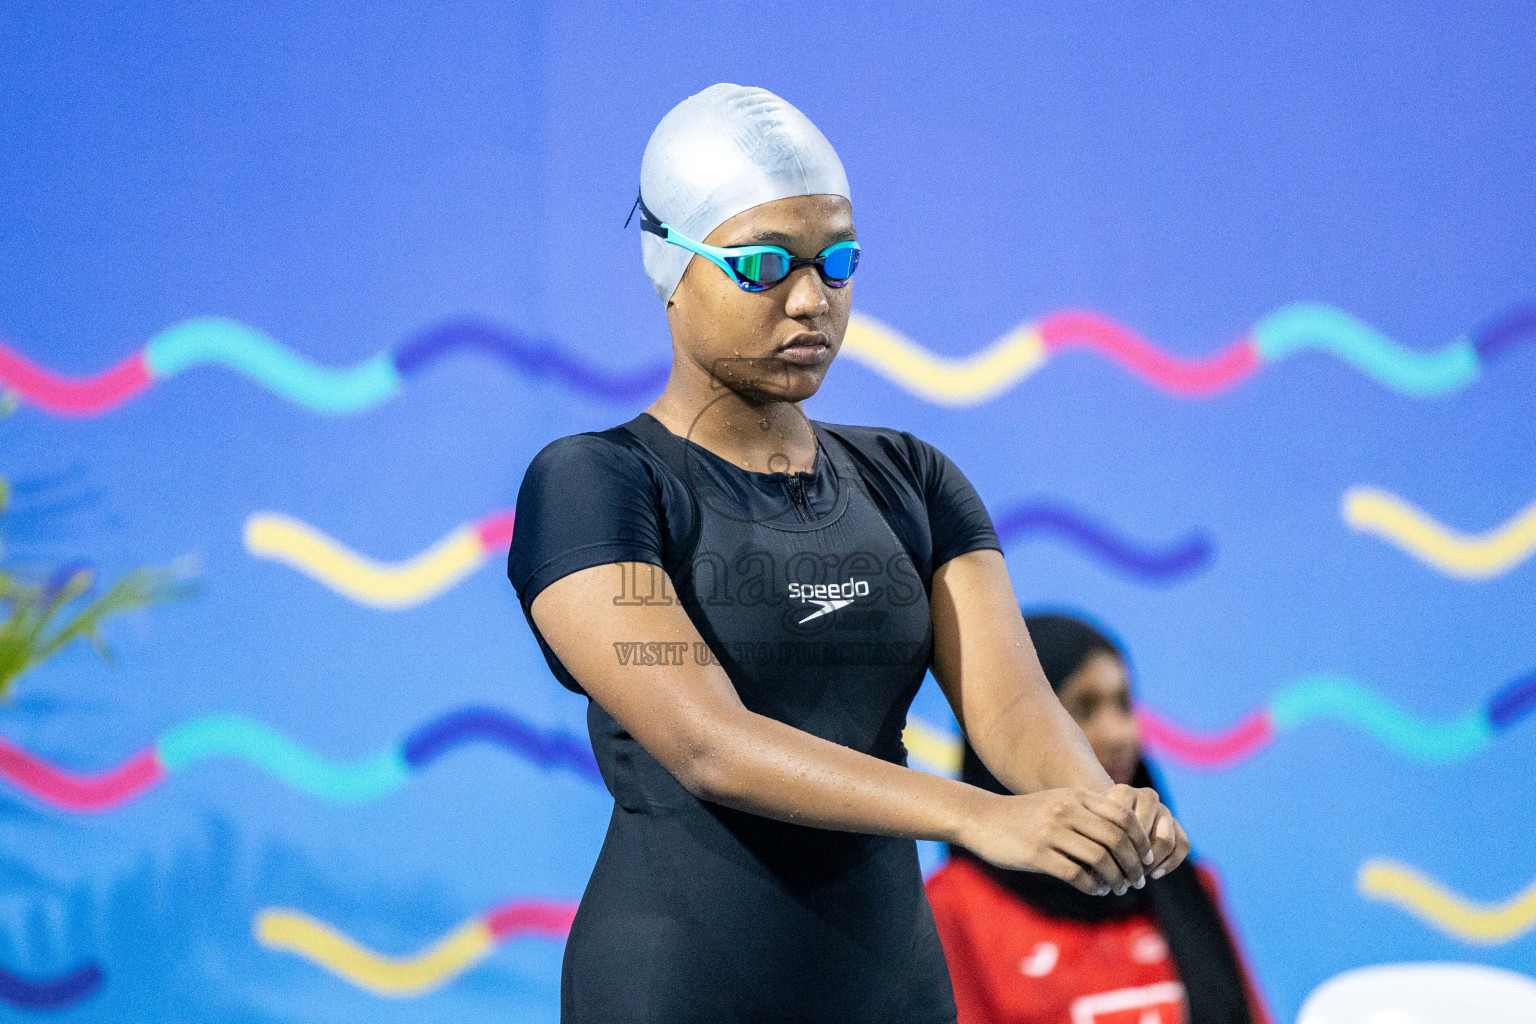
[507,83,1190,1024]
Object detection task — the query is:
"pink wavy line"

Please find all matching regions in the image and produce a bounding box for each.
[1135,706,1273,767]
[0,341,152,416]
[484,900,578,940]
[0,736,163,811]
[475,511,517,549]
[1038,312,1260,395]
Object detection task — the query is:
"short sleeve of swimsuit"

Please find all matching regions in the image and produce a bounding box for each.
[507,432,665,618]
[899,430,1002,569]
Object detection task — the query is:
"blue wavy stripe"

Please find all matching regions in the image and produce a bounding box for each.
[993,502,1212,583]
[402,707,602,783]
[1489,671,1536,731]
[0,962,103,1010]
[1473,305,1536,361]
[392,320,669,401]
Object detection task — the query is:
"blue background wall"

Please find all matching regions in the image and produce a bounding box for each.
[2,2,1532,1019]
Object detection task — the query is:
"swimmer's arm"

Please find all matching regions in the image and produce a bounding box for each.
[929,548,1189,877]
[928,548,1113,795]
[530,562,976,839]
[528,561,1154,892]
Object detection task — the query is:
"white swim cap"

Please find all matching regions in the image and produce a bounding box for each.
[639,83,851,303]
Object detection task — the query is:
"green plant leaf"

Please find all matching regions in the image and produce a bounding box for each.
[0,562,199,698]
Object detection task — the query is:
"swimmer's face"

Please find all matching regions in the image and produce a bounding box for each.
[1055,652,1141,786]
[665,194,855,403]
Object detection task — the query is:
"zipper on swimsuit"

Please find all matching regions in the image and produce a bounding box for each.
[786,475,811,522]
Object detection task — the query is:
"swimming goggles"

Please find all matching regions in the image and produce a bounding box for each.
[627,192,861,292]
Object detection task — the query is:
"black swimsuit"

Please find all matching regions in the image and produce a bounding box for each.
[508,412,1001,1024]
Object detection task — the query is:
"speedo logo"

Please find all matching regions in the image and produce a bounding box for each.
[788,578,871,624]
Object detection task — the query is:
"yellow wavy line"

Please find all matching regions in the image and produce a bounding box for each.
[1359,860,1536,944]
[904,719,961,775]
[255,908,494,996]
[841,313,1046,406]
[244,513,485,609]
[1344,487,1536,580]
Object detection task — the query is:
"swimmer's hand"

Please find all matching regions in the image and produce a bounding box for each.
[1106,782,1190,883]
[957,785,1189,895]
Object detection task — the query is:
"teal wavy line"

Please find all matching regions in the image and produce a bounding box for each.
[155,715,411,802]
[1270,676,1493,761]
[1252,303,1480,397]
[143,317,402,414]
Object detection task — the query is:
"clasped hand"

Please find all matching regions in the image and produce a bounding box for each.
[961,784,1190,895]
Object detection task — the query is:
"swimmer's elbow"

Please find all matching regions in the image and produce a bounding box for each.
[668,710,754,803]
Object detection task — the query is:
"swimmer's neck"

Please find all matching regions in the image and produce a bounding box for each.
[644,387,820,476]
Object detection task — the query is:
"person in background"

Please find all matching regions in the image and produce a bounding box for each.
[925,612,1273,1024]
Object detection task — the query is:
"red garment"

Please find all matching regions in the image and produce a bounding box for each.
[925,856,1272,1024]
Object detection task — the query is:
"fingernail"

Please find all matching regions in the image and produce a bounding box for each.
[1116,883,1127,895]
[1152,868,1166,879]
[1143,850,1155,865]
[1096,886,1109,896]
[1135,876,1145,889]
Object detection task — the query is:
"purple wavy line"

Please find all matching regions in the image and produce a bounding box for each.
[1488,670,1536,731]
[392,320,669,401]
[993,503,1212,583]
[0,963,102,1010]
[1473,306,1536,362]
[401,707,601,783]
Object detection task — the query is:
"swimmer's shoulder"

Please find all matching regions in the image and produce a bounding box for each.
[520,421,665,490]
[814,418,950,481]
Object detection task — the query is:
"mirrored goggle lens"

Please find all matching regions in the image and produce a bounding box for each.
[819,245,859,282]
[727,251,792,286]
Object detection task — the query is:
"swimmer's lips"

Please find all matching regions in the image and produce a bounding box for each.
[774,332,831,366]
